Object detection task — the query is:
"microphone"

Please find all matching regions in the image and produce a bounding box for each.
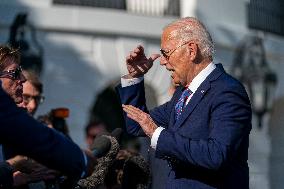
[91,135,111,158]
[111,128,122,142]
[77,134,120,189]
[91,128,122,158]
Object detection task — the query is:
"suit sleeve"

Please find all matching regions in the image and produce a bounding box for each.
[155,85,252,170]
[0,86,85,180]
[0,162,13,188]
[116,81,174,136]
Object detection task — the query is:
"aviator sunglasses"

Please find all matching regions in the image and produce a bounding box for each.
[0,66,24,80]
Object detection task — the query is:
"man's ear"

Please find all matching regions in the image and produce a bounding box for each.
[188,42,198,61]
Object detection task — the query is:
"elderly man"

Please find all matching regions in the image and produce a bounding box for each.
[0,45,96,187]
[117,17,252,189]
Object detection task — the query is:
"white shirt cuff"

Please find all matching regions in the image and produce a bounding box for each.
[121,76,144,87]
[150,127,164,150]
[81,151,88,178]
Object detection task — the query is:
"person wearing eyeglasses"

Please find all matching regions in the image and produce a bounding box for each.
[0,45,97,188]
[19,70,45,116]
[117,17,252,189]
[3,70,52,189]
[0,53,26,104]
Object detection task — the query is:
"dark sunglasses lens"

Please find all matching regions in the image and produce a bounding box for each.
[13,68,22,80]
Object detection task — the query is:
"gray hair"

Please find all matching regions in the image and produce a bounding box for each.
[166,17,215,59]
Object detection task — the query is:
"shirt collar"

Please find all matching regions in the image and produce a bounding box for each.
[188,62,216,93]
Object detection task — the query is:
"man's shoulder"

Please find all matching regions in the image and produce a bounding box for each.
[220,72,245,89]
[210,65,245,91]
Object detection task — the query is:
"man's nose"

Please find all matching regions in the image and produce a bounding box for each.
[160,56,168,66]
[29,99,37,110]
[20,73,26,83]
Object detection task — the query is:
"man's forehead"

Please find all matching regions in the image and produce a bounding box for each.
[162,25,185,42]
[3,62,19,70]
[23,81,40,94]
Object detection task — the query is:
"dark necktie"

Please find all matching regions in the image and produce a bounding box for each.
[175,88,192,120]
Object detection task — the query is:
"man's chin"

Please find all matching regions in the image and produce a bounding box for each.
[172,80,181,87]
[173,83,181,87]
[14,97,23,104]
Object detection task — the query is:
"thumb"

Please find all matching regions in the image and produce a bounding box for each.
[148,54,161,63]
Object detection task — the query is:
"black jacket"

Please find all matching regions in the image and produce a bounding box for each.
[0,162,13,189]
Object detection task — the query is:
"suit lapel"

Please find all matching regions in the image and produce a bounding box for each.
[173,63,225,130]
[173,82,210,130]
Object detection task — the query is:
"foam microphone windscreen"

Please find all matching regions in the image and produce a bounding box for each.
[77,136,119,189]
[91,135,111,158]
[111,128,122,142]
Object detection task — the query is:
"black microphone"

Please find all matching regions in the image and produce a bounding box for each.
[91,135,111,158]
[111,128,122,142]
[91,128,122,158]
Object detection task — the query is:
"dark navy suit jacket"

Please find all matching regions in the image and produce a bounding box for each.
[0,162,13,188]
[0,81,85,181]
[117,64,252,189]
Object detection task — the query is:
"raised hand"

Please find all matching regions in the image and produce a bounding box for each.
[122,104,157,137]
[125,45,160,78]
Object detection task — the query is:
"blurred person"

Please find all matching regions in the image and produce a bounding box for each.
[0,161,14,188]
[0,45,97,187]
[103,149,150,189]
[20,70,44,116]
[0,46,26,103]
[38,108,72,139]
[85,119,107,150]
[8,108,72,189]
[117,17,252,189]
[4,70,56,189]
[6,156,58,189]
[168,79,178,97]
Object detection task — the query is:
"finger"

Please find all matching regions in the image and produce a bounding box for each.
[125,105,148,117]
[125,112,140,123]
[139,64,152,73]
[136,45,144,54]
[127,105,146,115]
[130,51,138,59]
[126,55,132,63]
[122,105,143,121]
[127,64,134,72]
[122,106,140,118]
[124,109,142,123]
[148,54,161,63]
[122,104,137,110]
[122,105,142,115]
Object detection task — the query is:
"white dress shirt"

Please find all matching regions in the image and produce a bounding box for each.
[121,62,216,149]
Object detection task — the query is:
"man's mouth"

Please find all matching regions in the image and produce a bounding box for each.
[170,71,175,78]
[16,86,23,96]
